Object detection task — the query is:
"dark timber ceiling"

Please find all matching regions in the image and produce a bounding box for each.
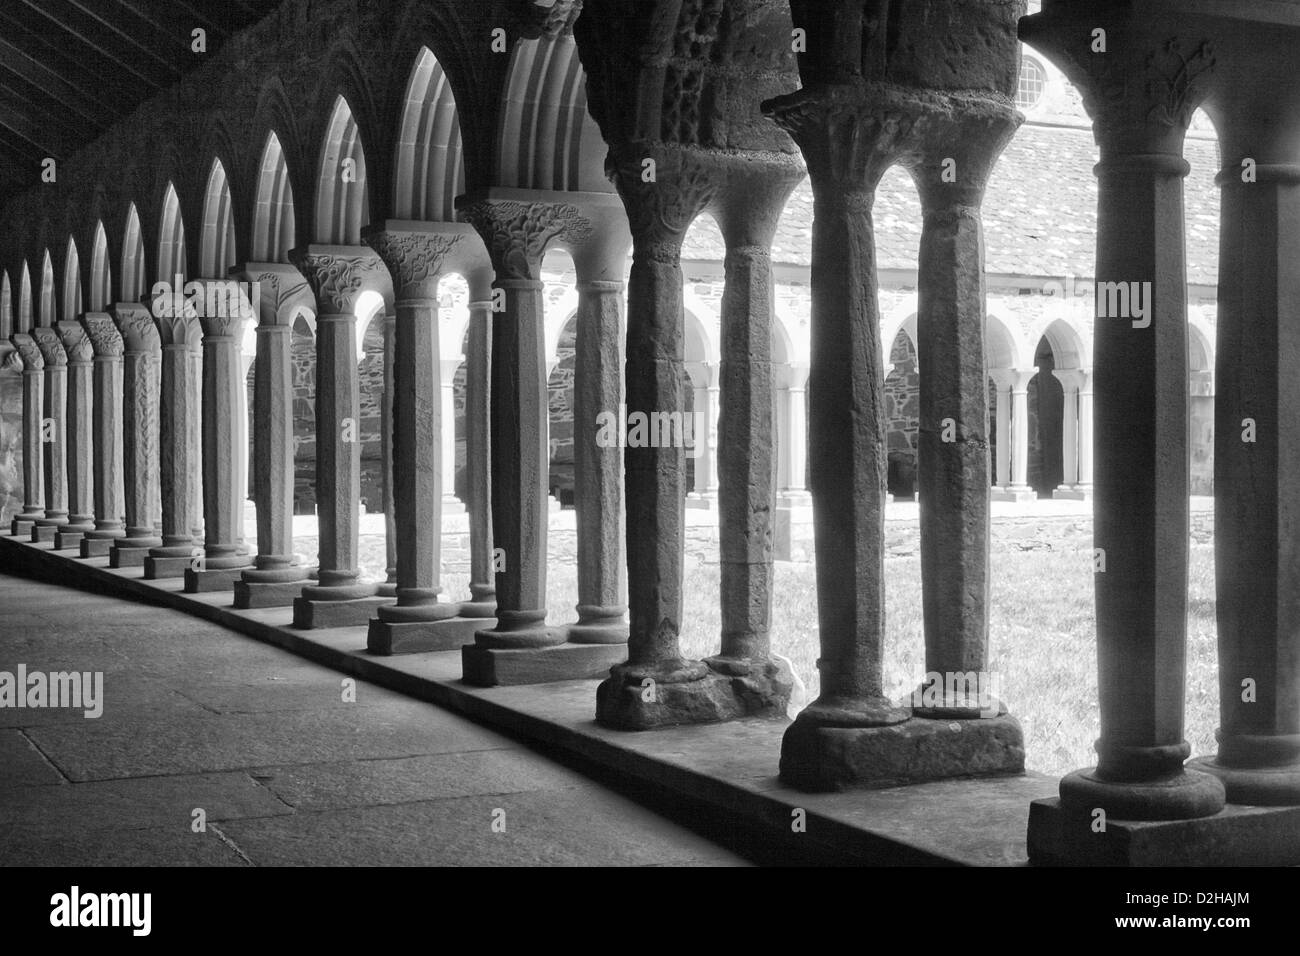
[0,0,285,206]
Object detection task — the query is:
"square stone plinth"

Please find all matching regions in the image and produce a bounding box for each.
[10,519,37,537]
[463,641,627,687]
[145,555,192,579]
[53,531,85,550]
[184,566,252,593]
[1028,797,1300,866]
[109,546,150,568]
[79,537,115,558]
[368,616,488,656]
[596,664,790,730]
[779,715,1026,792]
[990,488,1036,503]
[293,595,392,630]
[31,525,59,543]
[233,579,308,609]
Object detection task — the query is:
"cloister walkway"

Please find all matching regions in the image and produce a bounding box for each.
[0,571,747,866]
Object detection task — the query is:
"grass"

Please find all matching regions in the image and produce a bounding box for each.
[350,533,1221,781]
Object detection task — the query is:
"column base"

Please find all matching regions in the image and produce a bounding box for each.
[1058,767,1225,821]
[457,585,497,619]
[596,656,792,731]
[109,537,162,568]
[990,487,1036,503]
[463,638,627,687]
[368,614,489,656]
[145,554,193,579]
[11,516,39,537]
[1027,796,1300,865]
[1051,485,1092,501]
[52,528,90,550]
[184,564,254,593]
[32,523,64,543]
[779,709,1025,792]
[233,565,311,609]
[292,583,390,629]
[1189,756,1300,807]
[79,528,123,558]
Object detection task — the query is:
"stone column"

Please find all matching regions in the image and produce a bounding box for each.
[439,358,464,515]
[53,321,96,548]
[378,307,398,597]
[1189,76,1300,805]
[911,100,1021,734]
[775,363,813,561]
[289,245,392,628]
[109,304,162,566]
[1008,370,1034,494]
[1052,369,1086,499]
[144,310,202,579]
[459,190,627,687]
[1076,370,1094,492]
[234,265,311,608]
[1022,6,1225,824]
[364,221,487,654]
[184,285,255,593]
[462,271,497,619]
[990,371,1013,490]
[9,334,44,536]
[595,148,730,726]
[30,327,68,542]
[684,362,719,507]
[704,159,803,708]
[78,314,125,557]
[566,195,632,647]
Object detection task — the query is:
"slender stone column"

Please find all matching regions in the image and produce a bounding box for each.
[1076,370,1094,492]
[462,272,496,618]
[565,196,632,647]
[595,148,726,725]
[1022,6,1224,822]
[79,314,125,556]
[185,285,255,593]
[53,321,96,548]
[1008,370,1033,493]
[1052,369,1086,499]
[1189,88,1300,804]
[364,221,489,654]
[439,359,464,515]
[459,190,628,686]
[144,310,202,579]
[684,362,718,507]
[707,160,803,700]
[774,363,813,562]
[378,308,398,597]
[109,305,162,566]
[911,101,1021,724]
[234,265,312,607]
[9,334,44,536]
[289,245,392,628]
[991,371,1012,490]
[30,327,68,542]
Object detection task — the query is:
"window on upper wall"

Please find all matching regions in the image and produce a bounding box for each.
[1017,56,1047,110]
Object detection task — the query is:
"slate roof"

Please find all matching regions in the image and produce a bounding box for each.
[681,123,1223,286]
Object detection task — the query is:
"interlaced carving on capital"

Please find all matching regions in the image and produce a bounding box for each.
[608,146,719,259]
[291,251,387,314]
[458,199,592,281]
[253,271,312,326]
[366,232,463,299]
[112,305,162,352]
[1,349,20,372]
[81,314,124,357]
[156,312,203,348]
[57,324,95,365]
[762,84,923,189]
[10,335,42,371]
[30,327,67,366]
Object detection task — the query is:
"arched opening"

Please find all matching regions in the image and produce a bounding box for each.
[200,159,238,279]
[314,96,369,245]
[39,250,55,327]
[252,132,296,262]
[89,222,111,312]
[885,322,920,499]
[157,183,188,285]
[63,237,82,321]
[121,204,147,303]
[1028,336,1063,496]
[354,290,387,538]
[393,47,464,222]
[290,311,318,517]
[1189,323,1215,496]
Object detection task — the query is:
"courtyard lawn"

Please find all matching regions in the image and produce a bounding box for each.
[370,539,1219,781]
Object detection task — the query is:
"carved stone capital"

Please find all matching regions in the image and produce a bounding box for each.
[81,312,125,358]
[30,327,67,367]
[366,230,463,299]
[111,303,162,352]
[1021,11,1215,151]
[1,348,20,373]
[155,312,203,348]
[520,0,582,38]
[237,263,313,328]
[457,197,592,281]
[56,321,95,365]
[608,144,720,260]
[10,333,43,372]
[907,93,1022,210]
[289,247,388,314]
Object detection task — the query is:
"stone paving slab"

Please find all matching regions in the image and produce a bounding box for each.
[0,823,249,867]
[0,729,66,788]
